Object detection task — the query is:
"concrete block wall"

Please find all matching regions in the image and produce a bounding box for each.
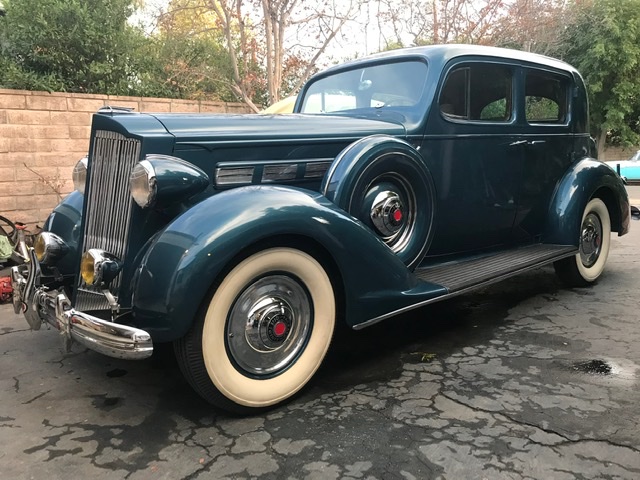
[601,145,639,161]
[0,89,249,230]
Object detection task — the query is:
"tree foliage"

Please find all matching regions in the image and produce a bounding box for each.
[376,0,508,48]
[558,0,640,153]
[151,0,239,101]
[176,0,363,111]
[0,0,153,95]
[490,0,568,55]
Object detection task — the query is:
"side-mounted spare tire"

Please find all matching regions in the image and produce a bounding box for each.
[322,135,436,270]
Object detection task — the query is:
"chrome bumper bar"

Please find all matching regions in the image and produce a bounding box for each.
[11,249,153,360]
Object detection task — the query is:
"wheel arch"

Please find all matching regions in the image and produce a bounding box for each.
[544,158,630,245]
[591,185,624,234]
[130,185,414,342]
[206,233,347,329]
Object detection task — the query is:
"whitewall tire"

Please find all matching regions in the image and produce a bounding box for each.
[554,198,611,286]
[175,247,336,413]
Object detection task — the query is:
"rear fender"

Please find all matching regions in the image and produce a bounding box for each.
[544,158,630,245]
[130,186,440,341]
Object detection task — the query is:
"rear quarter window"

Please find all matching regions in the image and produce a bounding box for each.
[525,71,569,124]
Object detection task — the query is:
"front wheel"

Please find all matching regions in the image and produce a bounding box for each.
[554,198,611,287]
[175,247,336,413]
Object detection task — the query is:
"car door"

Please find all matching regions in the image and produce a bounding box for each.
[511,67,574,241]
[421,60,522,255]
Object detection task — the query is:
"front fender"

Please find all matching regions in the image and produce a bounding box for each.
[545,158,630,245]
[130,186,441,342]
[41,190,84,274]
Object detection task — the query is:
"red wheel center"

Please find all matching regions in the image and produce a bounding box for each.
[273,321,287,337]
[393,209,403,223]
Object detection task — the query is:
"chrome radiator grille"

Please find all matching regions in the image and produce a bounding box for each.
[75,130,142,311]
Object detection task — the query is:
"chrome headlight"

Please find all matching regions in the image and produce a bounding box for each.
[130,160,156,208]
[34,232,69,264]
[129,155,209,209]
[80,249,122,286]
[72,156,88,194]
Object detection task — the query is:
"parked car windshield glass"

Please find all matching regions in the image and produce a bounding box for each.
[299,60,428,122]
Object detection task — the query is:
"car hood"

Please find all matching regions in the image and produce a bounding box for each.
[149,113,407,143]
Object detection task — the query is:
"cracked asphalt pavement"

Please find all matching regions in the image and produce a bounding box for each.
[1,189,639,479]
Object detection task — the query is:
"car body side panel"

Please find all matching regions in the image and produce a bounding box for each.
[130,186,447,342]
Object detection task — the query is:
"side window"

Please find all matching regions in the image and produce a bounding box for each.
[525,71,569,123]
[439,64,513,122]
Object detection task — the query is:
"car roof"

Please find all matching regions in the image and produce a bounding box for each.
[315,44,577,79]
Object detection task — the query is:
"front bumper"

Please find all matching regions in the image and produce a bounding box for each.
[11,249,153,360]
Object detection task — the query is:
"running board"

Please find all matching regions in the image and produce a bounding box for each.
[415,244,577,293]
[354,244,578,330]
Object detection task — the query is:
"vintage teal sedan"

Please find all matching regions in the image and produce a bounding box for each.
[12,45,630,413]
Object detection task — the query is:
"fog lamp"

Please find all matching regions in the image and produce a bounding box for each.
[80,249,122,286]
[34,232,69,264]
[72,156,88,194]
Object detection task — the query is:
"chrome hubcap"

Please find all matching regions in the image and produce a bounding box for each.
[370,190,405,238]
[579,212,602,268]
[245,297,293,350]
[362,174,416,254]
[227,275,311,376]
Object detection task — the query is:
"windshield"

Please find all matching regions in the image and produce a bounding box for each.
[299,60,428,122]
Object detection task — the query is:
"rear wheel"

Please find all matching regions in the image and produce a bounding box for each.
[175,247,336,413]
[554,198,611,286]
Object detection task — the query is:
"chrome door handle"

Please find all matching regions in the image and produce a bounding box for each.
[509,139,546,147]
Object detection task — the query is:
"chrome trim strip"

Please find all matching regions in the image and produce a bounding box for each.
[304,161,332,179]
[215,158,333,187]
[12,249,152,360]
[262,164,298,182]
[353,248,578,330]
[214,166,255,186]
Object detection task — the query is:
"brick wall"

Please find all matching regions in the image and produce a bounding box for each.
[600,145,639,162]
[0,89,250,229]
